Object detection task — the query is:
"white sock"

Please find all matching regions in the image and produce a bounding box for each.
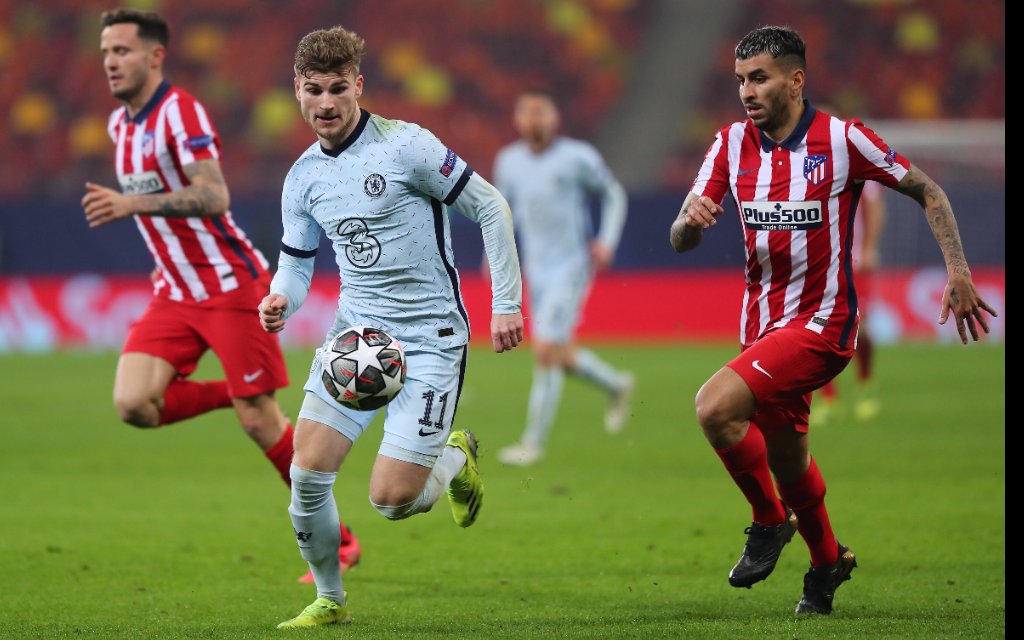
[523,366,564,446]
[289,465,343,603]
[571,348,622,392]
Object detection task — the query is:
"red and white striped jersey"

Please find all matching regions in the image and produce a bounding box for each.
[107,81,268,303]
[691,102,910,349]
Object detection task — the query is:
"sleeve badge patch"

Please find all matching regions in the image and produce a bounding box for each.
[440,148,458,177]
[186,134,213,151]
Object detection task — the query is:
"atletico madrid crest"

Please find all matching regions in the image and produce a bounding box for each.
[803,154,829,186]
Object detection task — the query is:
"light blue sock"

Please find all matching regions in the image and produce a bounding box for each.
[571,348,623,392]
[289,465,343,603]
[522,366,564,446]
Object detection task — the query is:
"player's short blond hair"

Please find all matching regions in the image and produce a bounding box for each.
[294,26,365,78]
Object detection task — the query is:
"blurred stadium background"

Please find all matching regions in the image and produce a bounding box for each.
[0,3,1004,637]
[0,0,1005,351]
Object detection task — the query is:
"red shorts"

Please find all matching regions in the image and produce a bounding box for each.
[122,275,289,398]
[728,326,854,436]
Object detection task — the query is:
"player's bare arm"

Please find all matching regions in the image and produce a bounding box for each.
[258,293,289,334]
[670,192,723,253]
[83,159,230,228]
[491,312,524,354]
[892,164,998,343]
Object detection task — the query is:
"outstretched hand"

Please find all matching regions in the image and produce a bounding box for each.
[259,293,289,333]
[491,312,524,353]
[938,273,998,344]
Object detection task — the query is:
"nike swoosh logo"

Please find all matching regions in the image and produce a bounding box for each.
[243,370,264,383]
[309,193,325,205]
[751,360,773,379]
[737,168,757,176]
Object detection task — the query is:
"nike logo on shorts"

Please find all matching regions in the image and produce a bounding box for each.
[751,360,773,379]
[243,370,265,383]
[309,193,325,205]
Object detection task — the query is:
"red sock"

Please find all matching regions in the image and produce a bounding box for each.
[340,522,354,545]
[856,334,874,382]
[715,425,786,525]
[779,457,839,567]
[819,380,838,400]
[264,423,295,487]
[158,379,232,425]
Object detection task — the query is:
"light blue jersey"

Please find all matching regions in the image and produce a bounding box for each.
[493,137,626,342]
[493,137,626,282]
[276,109,520,352]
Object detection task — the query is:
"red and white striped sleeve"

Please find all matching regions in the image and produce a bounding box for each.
[691,127,731,204]
[845,120,910,187]
[165,92,221,167]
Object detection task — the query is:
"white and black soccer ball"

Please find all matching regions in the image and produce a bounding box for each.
[320,326,407,411]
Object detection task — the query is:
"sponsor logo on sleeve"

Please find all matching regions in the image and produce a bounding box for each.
[186,134,213,151]
[440,148,458,177]
[117,170,166,196]
[803,154,829,185]
[884,147,897,167]
[739,200,824,231]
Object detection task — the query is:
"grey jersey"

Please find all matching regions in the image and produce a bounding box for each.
[280,110,487,351]
[493,137,625,279]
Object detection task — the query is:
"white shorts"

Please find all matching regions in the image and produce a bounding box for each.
[299,346,468,466]
[527,268,591,343]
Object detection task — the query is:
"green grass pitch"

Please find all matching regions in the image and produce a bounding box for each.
[0,342,1004,638]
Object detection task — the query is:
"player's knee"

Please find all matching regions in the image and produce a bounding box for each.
[369,485,420,507]
[534,343,564,368]
[694,385,726,430]
[235,412,264,440]
[113,393,159,428]
[694,386,746,446]
[369,494,420,520]
[233,397,280,442]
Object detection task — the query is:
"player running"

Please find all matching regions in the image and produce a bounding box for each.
[258,25,523,629]
[492,89,634,467]
[81,8,360,583]
[670,25,996,615]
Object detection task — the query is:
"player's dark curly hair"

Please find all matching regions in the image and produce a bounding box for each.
[100,8,169,47]
[735,26,805,70]
[294,26,365,78]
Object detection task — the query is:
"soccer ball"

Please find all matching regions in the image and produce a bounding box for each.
[320,326,407,411]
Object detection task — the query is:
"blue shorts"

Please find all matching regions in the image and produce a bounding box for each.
[299,346,467,466]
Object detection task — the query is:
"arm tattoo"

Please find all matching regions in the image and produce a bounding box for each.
[669,193,704,253]
[893,165,970,277]
[137,160,229,218]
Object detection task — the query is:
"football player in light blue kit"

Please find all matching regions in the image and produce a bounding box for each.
[492,89,634,467]
[258,26,523,629]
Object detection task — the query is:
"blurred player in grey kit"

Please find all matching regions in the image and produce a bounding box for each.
[491,89,634,467]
